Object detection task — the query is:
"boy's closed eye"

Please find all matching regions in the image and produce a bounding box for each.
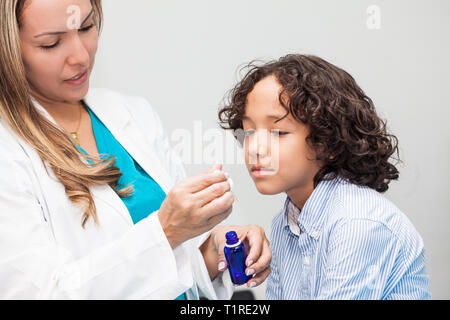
[243,129,290,136]
[244,129,255,137]
[271,129,289,136]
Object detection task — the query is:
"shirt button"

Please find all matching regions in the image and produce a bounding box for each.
[303,256,310,265]
[311,230,320,239]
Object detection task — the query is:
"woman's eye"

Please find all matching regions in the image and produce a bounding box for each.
[39,24,94,50]
[40,40,60,50]
[79,24,94,33]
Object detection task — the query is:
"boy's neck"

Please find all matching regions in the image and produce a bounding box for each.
[285,181,316,211]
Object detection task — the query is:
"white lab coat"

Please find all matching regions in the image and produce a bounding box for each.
[0,88,233,300]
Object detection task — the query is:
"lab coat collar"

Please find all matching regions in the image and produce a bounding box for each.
[31,91,132,131]
[83,88,132,130]
[86,89,175,203]
[84,89,174,195]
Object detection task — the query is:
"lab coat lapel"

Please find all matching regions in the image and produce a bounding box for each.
[30,91,173,227]
[83,90,174,194]
[30,96,133,226]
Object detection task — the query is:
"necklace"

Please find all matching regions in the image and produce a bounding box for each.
[69,104,82,145]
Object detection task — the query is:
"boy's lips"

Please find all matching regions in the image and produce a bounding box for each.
[251,166,275,177]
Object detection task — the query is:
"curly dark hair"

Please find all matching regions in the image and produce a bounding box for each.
[218,54,400,193]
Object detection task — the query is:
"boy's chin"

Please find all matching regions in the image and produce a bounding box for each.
[254,183,284,195]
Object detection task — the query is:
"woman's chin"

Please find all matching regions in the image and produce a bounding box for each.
[62,82,90,101]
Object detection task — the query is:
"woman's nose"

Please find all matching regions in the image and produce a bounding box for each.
[66,36,90,67]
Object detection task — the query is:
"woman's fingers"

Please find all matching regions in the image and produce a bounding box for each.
[183,170,228,194]
[207,206,233,227]
[194,180,231,207]
[243,227,265,267]
[206,163,222,173]
[198,191,234,221]
[158,164,235,248]
[246,265,271,288]
[243,227,272,287]
[207,225,272,288]
[245,238,271,273]
[245,241,272,288]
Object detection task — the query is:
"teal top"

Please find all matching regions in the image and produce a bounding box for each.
[74,103,186,300]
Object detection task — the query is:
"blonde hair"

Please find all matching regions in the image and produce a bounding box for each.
[0,0,134,227]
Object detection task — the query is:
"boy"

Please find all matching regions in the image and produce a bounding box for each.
[218,54,431,299]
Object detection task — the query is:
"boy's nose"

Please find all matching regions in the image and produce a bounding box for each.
[247,129,270,162]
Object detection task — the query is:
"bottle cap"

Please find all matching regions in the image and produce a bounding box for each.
[225,231,239,245]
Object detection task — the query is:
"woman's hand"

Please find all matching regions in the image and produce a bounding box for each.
[201,225,272,288]
[158,164,234,249]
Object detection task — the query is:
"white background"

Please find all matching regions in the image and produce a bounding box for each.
[91,0,450,299]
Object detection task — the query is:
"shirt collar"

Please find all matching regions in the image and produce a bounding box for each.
[283,173,343,239]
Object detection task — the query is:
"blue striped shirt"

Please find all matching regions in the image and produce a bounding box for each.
[266,175,431,300]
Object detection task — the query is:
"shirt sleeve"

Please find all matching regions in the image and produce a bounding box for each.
[316,218,401,300]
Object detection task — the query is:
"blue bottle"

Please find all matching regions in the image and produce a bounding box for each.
[224,231,252,285]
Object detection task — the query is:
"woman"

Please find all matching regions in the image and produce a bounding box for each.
[0,0,271,299]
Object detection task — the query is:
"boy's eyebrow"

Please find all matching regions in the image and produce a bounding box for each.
[242,114,289,123]
[34,8,94,38]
